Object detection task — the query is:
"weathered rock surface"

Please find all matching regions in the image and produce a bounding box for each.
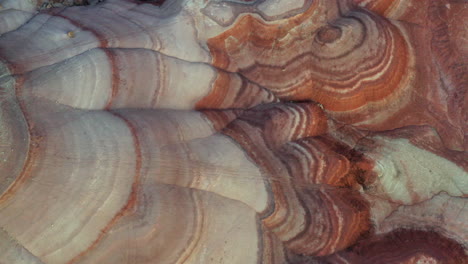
[0,0,466,263]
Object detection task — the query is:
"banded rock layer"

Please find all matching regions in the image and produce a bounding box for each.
[0,0,467,263]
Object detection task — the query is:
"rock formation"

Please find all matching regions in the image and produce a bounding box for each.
[0,0,466,263]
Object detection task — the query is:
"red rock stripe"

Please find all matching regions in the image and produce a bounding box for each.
[0,76,36,204]
[174,191,205,264]
[67,111,142,263]
[201,109,244,131]
[195,71,232,109]
[53,12,108,47]
[326,229,468,264]
[352,0,398,16]
[103,49,119,109]
[286,187,371,256]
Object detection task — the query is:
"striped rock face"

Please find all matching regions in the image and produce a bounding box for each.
[0,0,467,263]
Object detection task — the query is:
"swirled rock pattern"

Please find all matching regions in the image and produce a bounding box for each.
[0,0,466,263]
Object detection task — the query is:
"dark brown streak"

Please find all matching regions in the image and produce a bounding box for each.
[103,49,119,109]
